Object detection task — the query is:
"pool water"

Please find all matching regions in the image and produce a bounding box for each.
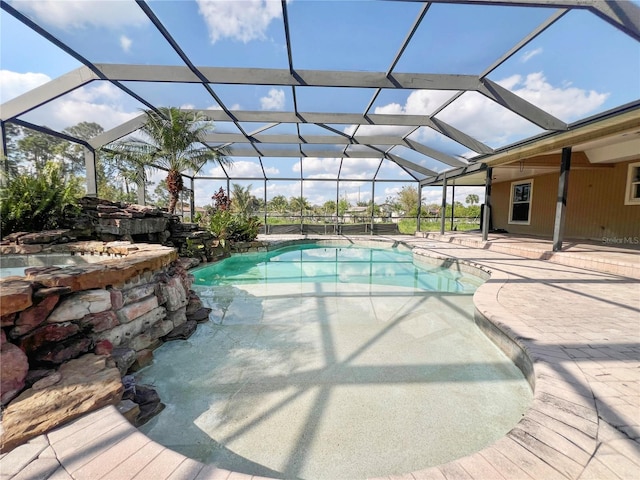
[136,244,532,480]
[191,244,483,294]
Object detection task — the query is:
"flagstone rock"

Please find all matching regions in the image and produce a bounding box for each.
[19,323,80,352]
[129,349,154,371]
[111,347,138,376]
[80,310,119,333]
[0,354,123,452]
[32,286,72,300]
[0,279,33,317]
[164,319,197,341]
[34,336,92,365]
[12,296,60,337]
[0,343,29,405]
[94,306,166,348]
[116,296,159,324]
[166,306,187,328]
[158,276,188,311]
[31,371,62,391]
[46,289,111,323]
[1,313,17,327]
[188,307,212,324]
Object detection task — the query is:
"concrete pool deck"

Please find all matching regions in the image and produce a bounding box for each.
[1,234,638,480]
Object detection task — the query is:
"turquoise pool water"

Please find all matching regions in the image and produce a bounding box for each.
[137,243,532,480]
[192,244,483,293]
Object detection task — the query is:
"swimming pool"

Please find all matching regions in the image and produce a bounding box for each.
[136,242,532,479]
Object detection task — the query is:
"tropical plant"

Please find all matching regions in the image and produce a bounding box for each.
[230,183,260,218]
[211,187,231,211]
[0,161,82,235]
[207,209,261,243]
[466,194,480,206]
[268,195,288,213]
[290,196,310,214]
[107,107,230,214]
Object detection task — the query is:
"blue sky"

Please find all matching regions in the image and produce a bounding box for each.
[1,0,639,207]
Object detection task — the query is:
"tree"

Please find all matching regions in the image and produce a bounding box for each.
[57,122,104,177]
[150,179,170,208]
[269,195,288,213]
[290,196,310,214]
[231,183,259,217]
[108,107,230,214]
[338,198,350,217]
[396,185,419,215]
[466,194,480,206]
[16,128,63,174]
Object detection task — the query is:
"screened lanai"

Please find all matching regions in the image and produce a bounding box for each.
[1,0,639,233]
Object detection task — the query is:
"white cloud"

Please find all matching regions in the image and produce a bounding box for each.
[206,160,277,178]
[344,90,456,140]
[434,72,608,146]
[0,70,51,103]
[120,35,132,53]
[260,88,285,111]
[197,0,283,44]
[520,48,542,63]
[505,72,609,121]
[294,157,340,176]
[13,81,138,131]
[10,0,147,29]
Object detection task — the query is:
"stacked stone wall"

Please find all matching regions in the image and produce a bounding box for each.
[0,240,210,451]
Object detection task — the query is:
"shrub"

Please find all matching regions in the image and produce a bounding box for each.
[206,210,261,243]
[0,162,83,236]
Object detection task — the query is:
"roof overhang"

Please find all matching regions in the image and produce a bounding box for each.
[422,105,640,186]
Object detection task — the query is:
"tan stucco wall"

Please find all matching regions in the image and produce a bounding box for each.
[491,159,640,240]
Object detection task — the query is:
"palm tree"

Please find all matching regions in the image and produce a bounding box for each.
[231,183,259,217]
[290,196,310,216]
[466,194,480,206]
[108,107,230,214]
[269,195,288,213]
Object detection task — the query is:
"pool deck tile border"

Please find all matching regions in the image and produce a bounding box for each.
[1,234,638,480]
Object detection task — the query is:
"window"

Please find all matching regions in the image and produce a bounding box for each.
[509,179,533,224]
[624,162,640,206]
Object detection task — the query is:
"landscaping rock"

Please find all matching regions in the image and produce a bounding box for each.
[117,399,141,424]
[188,307,212,323]
[129,349,154,371]
[13,295,60,337]
[116,296,159,324]
[80,310,119,333]
[0,354,123,452]
[46,289,111,323]
[0,279,33,317]
[94,339,113,356]
[19,322,80,352]
[33,336,92,365]
[164,320,197,341]
[166,306,187,328]
[111,347,137,376]
[0,343,29,405]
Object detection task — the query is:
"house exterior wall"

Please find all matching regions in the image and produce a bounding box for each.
[491,159,640,241]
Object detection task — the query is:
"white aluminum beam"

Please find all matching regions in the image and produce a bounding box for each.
[95,64,479,90]
[0,66,98,121]
[478,78,567,131]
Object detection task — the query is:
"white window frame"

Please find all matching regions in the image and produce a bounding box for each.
[508,178,534,225]
[624,161,640,205]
